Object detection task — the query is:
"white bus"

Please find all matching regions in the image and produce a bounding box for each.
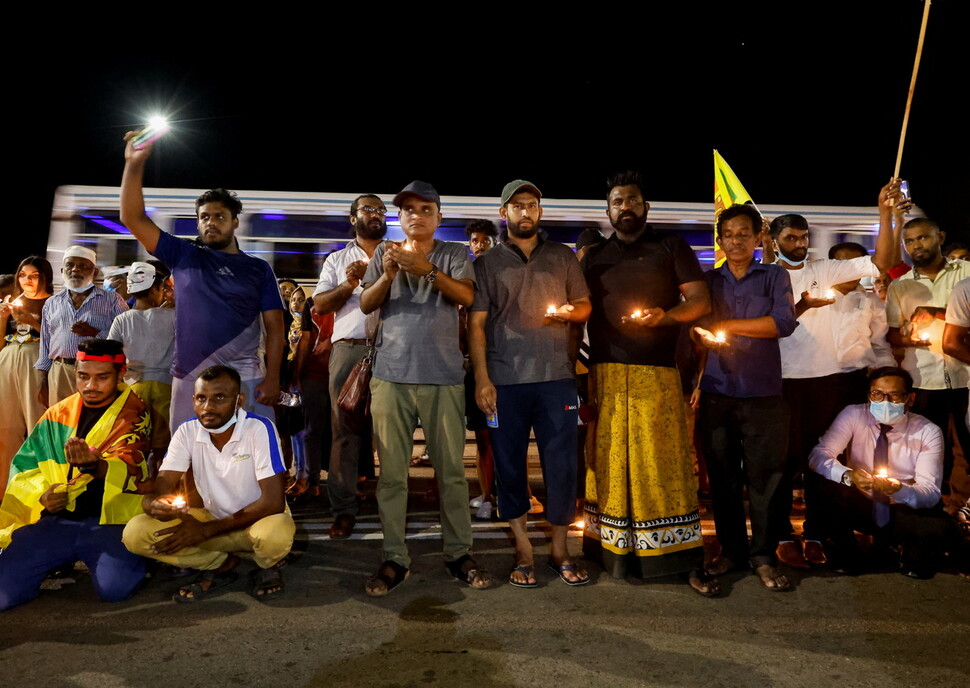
[47,185,885,286]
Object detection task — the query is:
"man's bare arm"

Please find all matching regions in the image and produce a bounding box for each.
[943,323,970,364]
[468,310,496,415]
[873,177,903,273]
[119,132,163,254]
[256,310,284,405]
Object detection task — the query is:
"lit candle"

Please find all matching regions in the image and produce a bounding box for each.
[402,242,413,252]
[630,309,642,319]
[172,495,186,509]
[571,519,585,529]
[919,331,931,342]
[825,289,836,299]
[875,469,888,479]
[714,331,727,343]
[547,305,558,315]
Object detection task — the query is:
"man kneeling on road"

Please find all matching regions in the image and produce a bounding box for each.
[123,365,294,602]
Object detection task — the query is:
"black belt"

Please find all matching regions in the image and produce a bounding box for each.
[337,338,369,346]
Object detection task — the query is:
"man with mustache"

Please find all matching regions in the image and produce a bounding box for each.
[886,218,970,498]
[360,181,490,596]
[582,171,715,595]
[768,180,897,569]
[312,194,389,539]
[469,180,591,587]
[120,134,285,428]
[34,247,128,407]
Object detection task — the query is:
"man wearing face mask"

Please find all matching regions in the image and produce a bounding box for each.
[123,365,294,603]
[808,367,967,578]
[768,181,897,569]
[34,247,129,408]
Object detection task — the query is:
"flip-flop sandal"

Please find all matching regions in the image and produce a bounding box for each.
[508,564,538,589]
[445,554,492,589]
[547,561,590,586]
[752,564,792,592]
[686,568,721,598]
[173,568,239,603]
[365,560,409,597]
[249,567,285,601]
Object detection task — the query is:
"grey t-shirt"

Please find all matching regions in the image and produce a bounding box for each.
[363,240,475,385]
[471,239,589,386]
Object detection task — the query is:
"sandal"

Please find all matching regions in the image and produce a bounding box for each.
[249,566,285,601]
[173,567,239,603]
[547,560,590,586]
[445,554,492,589]
[752,563,792,592]
[508,564,538,589]
[365,560,409,597]
[686,568,721,597]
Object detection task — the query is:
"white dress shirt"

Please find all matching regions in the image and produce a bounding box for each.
[831,286,895,371]
[312,240,382,342]
[886,260,970,390]
[808,403,943,509]
[779,256,880,378]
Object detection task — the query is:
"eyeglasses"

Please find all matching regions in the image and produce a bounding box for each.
[869,390,908,403]
[359,206,387,216]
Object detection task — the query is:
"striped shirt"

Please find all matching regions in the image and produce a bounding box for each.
[34,287,129,371]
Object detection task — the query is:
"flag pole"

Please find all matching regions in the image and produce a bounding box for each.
[894,0,932,178]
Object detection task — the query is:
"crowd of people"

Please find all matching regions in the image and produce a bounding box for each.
[0,133,967,611]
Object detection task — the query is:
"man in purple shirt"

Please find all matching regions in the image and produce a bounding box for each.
[692,204,797,592]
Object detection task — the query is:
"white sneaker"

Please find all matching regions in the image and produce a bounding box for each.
[529,496,544,514]
[469,496,483,509]
[475,501,493,520]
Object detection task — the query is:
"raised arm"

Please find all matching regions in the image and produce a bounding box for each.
[119,132,163,253]
[873,177,903,273]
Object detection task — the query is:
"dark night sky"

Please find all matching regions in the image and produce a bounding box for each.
[13,2,968,266]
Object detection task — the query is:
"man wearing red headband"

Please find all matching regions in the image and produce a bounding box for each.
[0,339,152,611]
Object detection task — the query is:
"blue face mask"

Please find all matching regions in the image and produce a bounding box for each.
[67,281,95,294]
[776,252,806,268]
[869,400,906,426]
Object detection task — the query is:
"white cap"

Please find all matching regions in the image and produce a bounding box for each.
[63,245,97,264]
[126,262,157,294]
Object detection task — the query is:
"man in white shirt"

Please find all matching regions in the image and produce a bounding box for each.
[769,180,897,568]
[808,367,964,578]
[312,194,387,540]
[886,218,970,497]
[122,365,294,602]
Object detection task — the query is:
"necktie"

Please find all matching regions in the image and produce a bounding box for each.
[872,423,891,528]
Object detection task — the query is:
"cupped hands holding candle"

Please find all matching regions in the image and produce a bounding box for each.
[145,492,191,520]
[692,326,729,349]
[621,306,666,327]
[544,303,575,322]
[871,468,902,495]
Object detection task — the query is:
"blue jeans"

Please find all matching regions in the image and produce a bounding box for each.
[0,516,146,611]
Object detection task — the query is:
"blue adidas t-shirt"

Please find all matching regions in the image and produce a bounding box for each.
[153,231,284,380]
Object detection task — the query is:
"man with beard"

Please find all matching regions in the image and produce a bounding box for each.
[1,339,151,610]
[580,171,716,595]
[312,194,388,539]
[768,180,897,569]
[469,180,591,587]
[360,181,489,596]
[119,133,284,427]
[886,218,970,497]
[123,365,294,602]
[35,247,128,407]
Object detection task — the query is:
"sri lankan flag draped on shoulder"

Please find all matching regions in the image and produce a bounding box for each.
[713,149,755,267]
[0,388,152,547]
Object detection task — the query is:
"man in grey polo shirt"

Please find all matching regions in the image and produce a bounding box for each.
[359,181,491,596]
[469,180,591,588]
[312,193,387,539]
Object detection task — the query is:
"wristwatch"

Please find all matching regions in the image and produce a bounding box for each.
[840,471,854,487]
[424,265,439,283]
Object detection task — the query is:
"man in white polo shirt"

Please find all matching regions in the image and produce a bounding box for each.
[123,365,294,603]
[312,194,387,539]
[887,218,970,498]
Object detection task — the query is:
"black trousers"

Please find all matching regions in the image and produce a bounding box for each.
[911,387,970,495]
[782,369,869,539]
[813,476,966,573]
[698,393,789,565]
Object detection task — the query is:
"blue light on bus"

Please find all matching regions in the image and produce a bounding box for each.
[80,215,131,235]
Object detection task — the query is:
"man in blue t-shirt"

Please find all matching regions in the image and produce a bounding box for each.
[119,131,284,427]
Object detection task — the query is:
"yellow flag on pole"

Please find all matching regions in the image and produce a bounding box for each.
[713,149,755,267]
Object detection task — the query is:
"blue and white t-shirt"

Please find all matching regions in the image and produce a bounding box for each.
[153,231,284,381]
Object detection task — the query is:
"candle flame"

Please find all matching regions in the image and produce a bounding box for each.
[631,310,642,319]
[714,331,727,342]
[825,289,836,299]
[172,495,186,508]
[571,519,585,529]
[919,331,931,341]
[547,305,557,314]
[875,469,888,479]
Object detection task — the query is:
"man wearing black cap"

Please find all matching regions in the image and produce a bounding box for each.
[359,181,490,596]
[469,180,591,587]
